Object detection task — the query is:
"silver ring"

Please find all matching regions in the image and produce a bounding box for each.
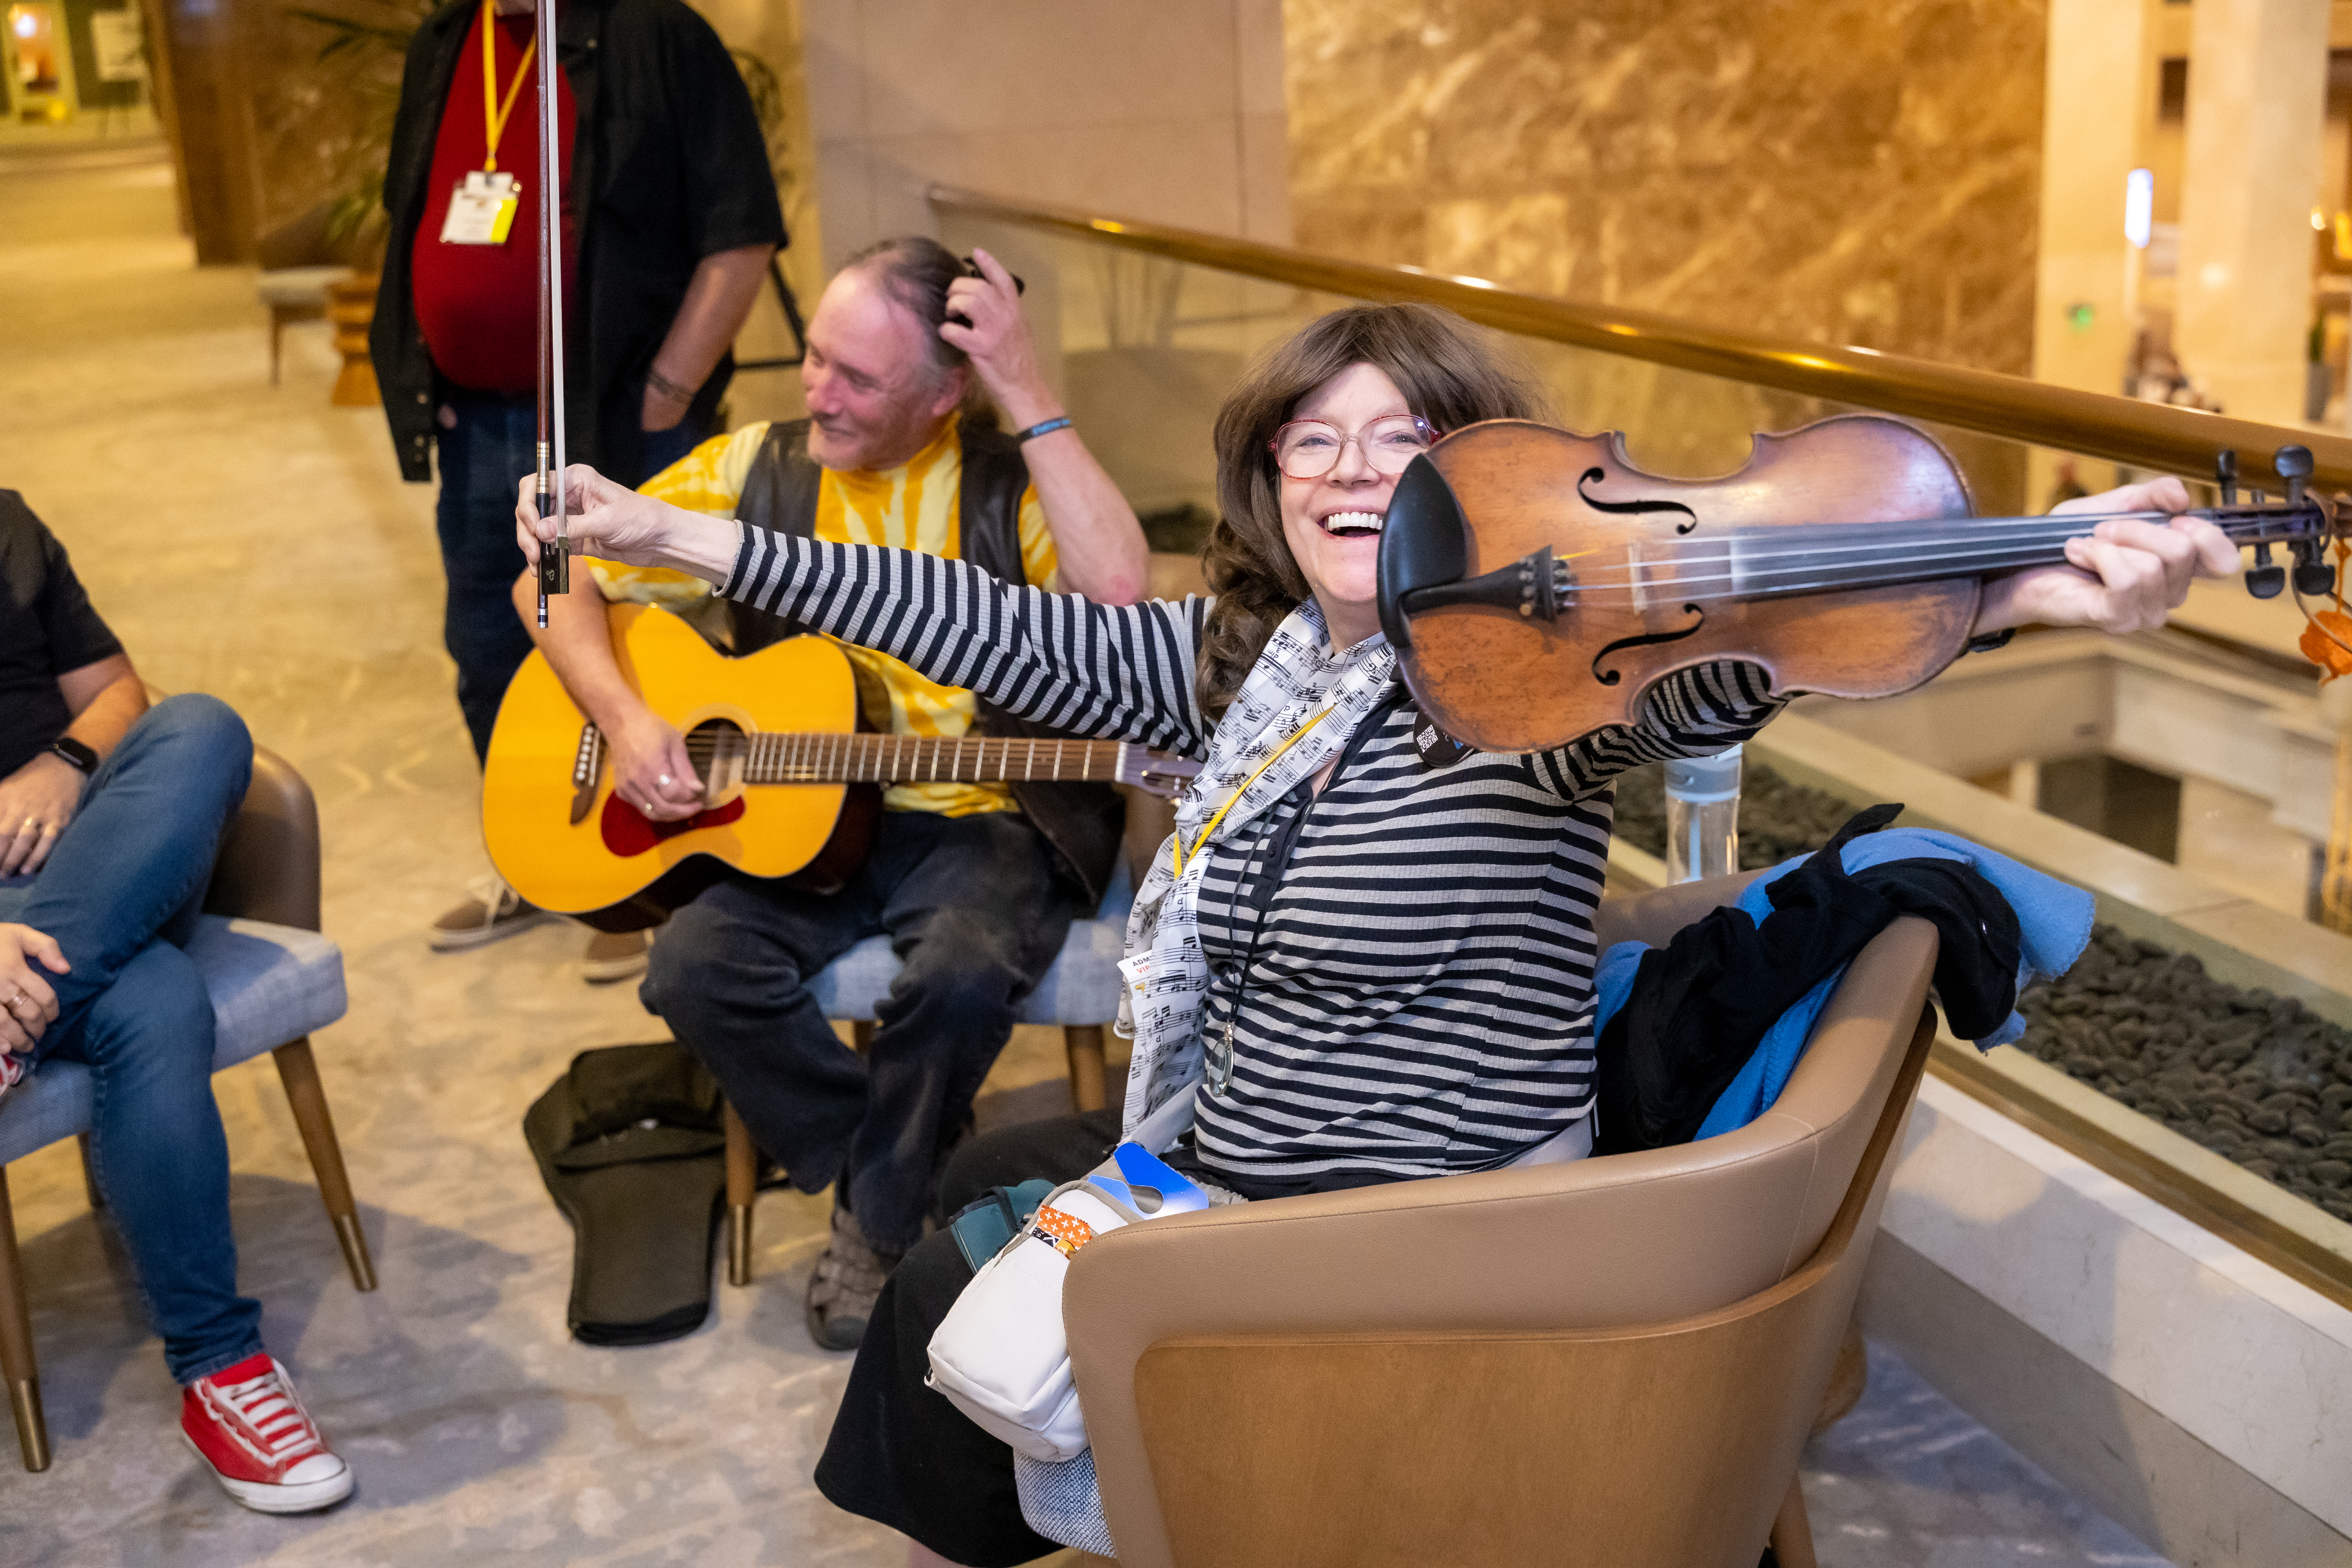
[657,774,673,788]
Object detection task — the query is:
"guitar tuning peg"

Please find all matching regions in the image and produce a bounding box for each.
[2247,542,2286,599]
[2215,448,2240,505]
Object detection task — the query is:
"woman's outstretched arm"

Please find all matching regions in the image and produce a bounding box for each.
[517,464,1212,755]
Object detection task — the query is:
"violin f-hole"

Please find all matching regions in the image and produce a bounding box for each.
[1578,466,1701,535]
[1592,604,1706,686]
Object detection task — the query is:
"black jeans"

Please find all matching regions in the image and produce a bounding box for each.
[816,1111,1123,1567]
[433,388,710,763]
[639,809,1079,1252]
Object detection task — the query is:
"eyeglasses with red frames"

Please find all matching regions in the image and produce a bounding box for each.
[1268,415,1443,481]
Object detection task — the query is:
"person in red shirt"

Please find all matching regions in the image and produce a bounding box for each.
[370,0,785,962]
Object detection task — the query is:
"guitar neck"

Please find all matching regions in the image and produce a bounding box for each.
[706,732,1136,786]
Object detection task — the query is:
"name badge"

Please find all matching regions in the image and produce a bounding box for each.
[439,170,521,245]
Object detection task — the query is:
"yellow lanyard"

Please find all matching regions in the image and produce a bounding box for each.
[479,0,539,175]
[1170,708,1332,878]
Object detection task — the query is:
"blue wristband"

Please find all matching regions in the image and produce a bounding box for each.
[1014,416,1073,443]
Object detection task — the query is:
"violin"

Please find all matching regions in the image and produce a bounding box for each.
[1374,414,2346,755]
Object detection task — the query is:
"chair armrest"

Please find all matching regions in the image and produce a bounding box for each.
[203,745,322,931]
[1592,866,1764,951]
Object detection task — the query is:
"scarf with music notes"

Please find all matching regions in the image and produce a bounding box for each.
[1117,601,1398,1135]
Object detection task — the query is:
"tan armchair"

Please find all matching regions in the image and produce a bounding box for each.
[0,743,375,1473]
[1061,872,1937,1568]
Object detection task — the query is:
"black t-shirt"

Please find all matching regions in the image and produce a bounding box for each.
[1,492,123,778]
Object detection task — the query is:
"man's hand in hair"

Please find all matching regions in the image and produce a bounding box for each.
[940,248,1057,430]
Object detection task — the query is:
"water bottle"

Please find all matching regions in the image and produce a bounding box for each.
[1664,745,1742,884]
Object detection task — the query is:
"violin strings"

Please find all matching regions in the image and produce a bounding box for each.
[1555,510,2216,583]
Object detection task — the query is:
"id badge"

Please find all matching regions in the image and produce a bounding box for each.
[439,170,520,245]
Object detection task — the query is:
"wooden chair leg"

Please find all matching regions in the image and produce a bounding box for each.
[723,1100,758,1287]
[0,1168,51,1472]
[74,1133,102,1211]
[270,1038,377,1293]
[1769,1472,1818,1568]
[1064,1025,1107,1114]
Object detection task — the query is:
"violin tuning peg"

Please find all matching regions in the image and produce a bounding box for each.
[2274,445,2313,507]
[2215,448,2240,505]
[2248,541,2285,599]
[2294,560,2336,597]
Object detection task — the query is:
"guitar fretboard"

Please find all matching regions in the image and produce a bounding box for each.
[683,731,1133,785]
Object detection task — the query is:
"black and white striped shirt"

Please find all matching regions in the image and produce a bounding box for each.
[726,528,1782,1190]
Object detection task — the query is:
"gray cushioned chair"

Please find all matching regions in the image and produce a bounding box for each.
[721,858,1135,1287]
[0,745,375,1474]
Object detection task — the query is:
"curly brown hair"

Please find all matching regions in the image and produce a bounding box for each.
[1196,302,1549,719]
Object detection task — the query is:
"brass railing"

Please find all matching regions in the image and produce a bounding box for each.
[933,185,2352,493]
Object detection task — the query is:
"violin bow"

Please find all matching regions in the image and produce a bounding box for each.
[532,0,568,626]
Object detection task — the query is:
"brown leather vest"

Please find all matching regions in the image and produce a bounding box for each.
[730,418,1123,907]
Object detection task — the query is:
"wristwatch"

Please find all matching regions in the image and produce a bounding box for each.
[47,737,98,775]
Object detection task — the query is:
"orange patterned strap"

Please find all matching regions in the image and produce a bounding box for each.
[1029,1205,1096,1259]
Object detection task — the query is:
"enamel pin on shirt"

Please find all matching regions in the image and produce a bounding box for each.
[439,0,535,246]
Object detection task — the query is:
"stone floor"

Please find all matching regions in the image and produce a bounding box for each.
[0,145,2171,1566]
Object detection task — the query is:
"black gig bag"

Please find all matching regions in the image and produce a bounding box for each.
[523,1041,728,1346]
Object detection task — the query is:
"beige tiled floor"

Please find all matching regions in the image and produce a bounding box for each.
[0,141,1103,1567]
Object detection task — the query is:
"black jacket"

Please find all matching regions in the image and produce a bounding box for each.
[728,419,1128,908]
[371,0,786,484]
[1594,804,2024,1154]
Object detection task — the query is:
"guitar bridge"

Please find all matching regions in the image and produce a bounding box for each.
[570,722,604,825]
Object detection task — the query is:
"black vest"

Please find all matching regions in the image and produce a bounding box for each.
[730,419,1123,907]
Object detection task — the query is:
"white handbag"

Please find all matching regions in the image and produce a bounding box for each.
[926,1091,1201,1462]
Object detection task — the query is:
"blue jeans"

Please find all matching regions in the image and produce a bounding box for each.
[641,810,1079,1252]
[0,696,262,1385]
[435,389,711,762]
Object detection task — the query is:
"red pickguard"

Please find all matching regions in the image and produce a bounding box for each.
[599,793,748,857]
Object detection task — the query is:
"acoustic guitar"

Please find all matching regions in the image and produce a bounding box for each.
[483,603,1199,930]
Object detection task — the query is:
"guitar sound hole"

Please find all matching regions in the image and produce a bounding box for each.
[688,719,747,782]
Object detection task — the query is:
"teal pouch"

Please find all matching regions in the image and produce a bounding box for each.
[947,1178,1058,1273]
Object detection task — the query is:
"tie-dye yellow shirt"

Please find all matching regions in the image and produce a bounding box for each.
[590,416,1058,817]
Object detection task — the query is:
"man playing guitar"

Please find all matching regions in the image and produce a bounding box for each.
[510,238,1148,1349]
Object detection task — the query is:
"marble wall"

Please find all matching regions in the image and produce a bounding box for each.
[1285,0,2047,377]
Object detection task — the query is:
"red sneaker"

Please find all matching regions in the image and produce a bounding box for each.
[180,1353,353,1514]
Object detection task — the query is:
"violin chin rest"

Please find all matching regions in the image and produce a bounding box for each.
[1376,452,1469,652]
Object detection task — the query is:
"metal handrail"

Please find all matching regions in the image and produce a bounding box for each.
[932,185,2352,492]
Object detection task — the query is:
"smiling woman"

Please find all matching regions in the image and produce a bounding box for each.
[1196,303,1549,717]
